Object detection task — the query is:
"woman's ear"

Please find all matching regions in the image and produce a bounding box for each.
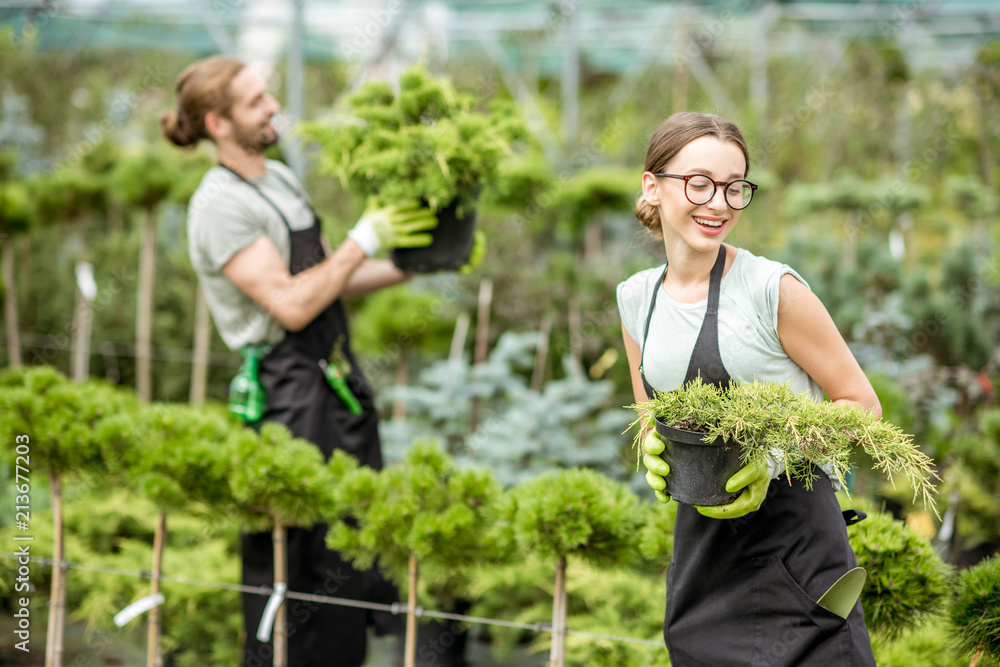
[641,171,660,206]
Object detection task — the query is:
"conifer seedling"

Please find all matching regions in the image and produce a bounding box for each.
[493,468,642,667]
[325,441,501,667]
[0,365,136,667]
[228,422,335,667]
[630,378,938,514]
[300,64,527,218]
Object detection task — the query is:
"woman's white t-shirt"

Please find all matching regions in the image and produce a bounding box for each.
[617,247,823,401]
[617,248,834,482]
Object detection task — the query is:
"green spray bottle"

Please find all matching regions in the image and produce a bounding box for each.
[228,345,267,422]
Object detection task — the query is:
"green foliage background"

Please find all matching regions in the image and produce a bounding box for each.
[1,13,1000,665]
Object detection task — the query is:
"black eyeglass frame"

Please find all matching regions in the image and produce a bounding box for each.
[654,173,758,210]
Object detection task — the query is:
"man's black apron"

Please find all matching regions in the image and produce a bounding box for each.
[221,165,399,667]
[638,246,876,666]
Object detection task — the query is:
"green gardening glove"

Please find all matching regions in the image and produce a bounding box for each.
[347,200,438,257]
[641,422,671,504]
[694,460,771,519]
[458,230,487,274]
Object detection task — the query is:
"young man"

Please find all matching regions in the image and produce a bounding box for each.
[163,55,439,667]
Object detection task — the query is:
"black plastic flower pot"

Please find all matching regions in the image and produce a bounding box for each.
[390,197,477,273]
[654,419,743,506]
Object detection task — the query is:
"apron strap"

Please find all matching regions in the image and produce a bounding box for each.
[682,246,730,388]
[638,264,669,398]
[218,163,312,233]
[638,246,731,397]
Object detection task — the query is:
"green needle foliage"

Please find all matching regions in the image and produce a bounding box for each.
[949,554,1000,665]
[630,378,938,514]
[0,365,136,478]
[228,422,334,533]
[847,510,952,639]
[113,143,211,210]
[494,467,642,568]
[636,500,676,571]
[301,63,528,215]
[326,440,502,603]
[121,404,235,512]
[549,165,639,238]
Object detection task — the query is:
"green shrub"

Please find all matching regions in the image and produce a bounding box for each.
[848,510,952,638]
[301,63,527,215]
[949,554,1000,665]
[633,378,938,512]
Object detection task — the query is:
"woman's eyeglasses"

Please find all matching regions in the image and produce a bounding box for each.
[655,173,757,210]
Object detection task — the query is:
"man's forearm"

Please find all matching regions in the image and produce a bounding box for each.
[269,240,367,331]
[341,259,411,299]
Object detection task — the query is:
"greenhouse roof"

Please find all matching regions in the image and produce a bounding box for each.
[2,0,998,77]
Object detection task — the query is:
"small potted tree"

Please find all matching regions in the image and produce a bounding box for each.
[300,64,527,272]
[228,422,335,667]
[325,440,502,667]
[631,378,938,509]
[107,403,234,667]
[0,365,136,667]
[492,467,643,667]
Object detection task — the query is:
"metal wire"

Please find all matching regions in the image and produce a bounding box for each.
[0,551,664,648]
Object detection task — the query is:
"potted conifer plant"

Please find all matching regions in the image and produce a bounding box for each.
[631,378,938,510]
[300,64,527,272]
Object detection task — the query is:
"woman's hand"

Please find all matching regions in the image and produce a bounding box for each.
[694,460,770,519]
[642,425,672,504]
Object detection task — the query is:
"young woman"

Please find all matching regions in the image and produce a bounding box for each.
[617,112,879,665]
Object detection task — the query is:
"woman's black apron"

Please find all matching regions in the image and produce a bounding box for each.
[638,246,876,666]
[221,165,398,667]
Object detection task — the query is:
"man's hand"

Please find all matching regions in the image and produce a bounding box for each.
[458,230,487,274]
[348,200,438,257]
[694,460,771,519]
[641,425,672,504]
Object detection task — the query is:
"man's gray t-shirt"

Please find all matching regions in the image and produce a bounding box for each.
[187,160,316,350]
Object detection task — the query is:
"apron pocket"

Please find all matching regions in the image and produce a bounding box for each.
[751,555,851,667]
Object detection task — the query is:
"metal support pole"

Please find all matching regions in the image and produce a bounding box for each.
[285,0,306,180]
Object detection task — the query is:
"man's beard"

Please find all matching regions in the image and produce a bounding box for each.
[232,120,279,155]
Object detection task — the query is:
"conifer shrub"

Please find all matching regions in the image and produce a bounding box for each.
[631,378,938,512]
[848,510,952,638]
[300,64,528,216]
[949,553,1000,665]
